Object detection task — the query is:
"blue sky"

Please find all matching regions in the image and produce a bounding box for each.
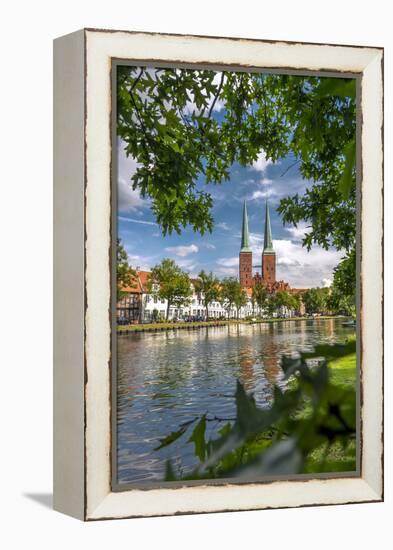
[117,74,343,288]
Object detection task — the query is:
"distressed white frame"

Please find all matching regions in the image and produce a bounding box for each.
[53,29,383,521]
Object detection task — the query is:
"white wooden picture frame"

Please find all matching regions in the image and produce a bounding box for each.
[53,28,383,520]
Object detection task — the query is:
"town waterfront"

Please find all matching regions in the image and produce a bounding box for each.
[117,318,356,484]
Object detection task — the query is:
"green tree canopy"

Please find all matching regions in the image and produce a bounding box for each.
[219,277,242,318]
[327,249,356,316]
[118,67,356,255]
[116,238,137,301]
[233,285,249,319]
[302,287,330,315]
[194,270,220,319]
[275,290,300,313]
[251,280,268,314]
[265,292,279,317]
[148,258,192,320]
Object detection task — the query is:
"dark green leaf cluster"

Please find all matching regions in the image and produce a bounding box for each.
[327,249,356,316]
[117,68,356,261]
[116,238,137,300]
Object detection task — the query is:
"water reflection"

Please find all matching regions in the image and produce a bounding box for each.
[117,319,355,483]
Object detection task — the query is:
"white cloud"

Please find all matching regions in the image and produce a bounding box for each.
[240,178,256,186]
[216,257,239,268]
[118,216,158,226]
[273,239,343,288]
[250,189,277,201]
[216,222,230,231]
[248,232,263,249]
[251,151,273,173]
[203,243,216,249]
[176,258,199,274]
[244,233,343,288]
[216,266,238,277]
[118,177,146,212]
[124,250,157,272]
[285,222,310,241]
[165,244,199,257]
[260,177,273,185]
[117,141,148,212]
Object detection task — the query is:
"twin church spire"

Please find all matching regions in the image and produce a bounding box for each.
[241,200,274,254]
[239,200,276,288]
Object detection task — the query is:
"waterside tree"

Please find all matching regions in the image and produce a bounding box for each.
[148,258,192,320]
[117,238,137,301]
[194,270,220,319]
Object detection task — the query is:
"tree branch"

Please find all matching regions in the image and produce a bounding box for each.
[208,72,225,119]
[129,67,144,95]
[280,159,300,177]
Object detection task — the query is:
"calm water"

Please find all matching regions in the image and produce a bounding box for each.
[117,319,355,484]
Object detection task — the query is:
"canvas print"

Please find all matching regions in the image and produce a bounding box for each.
[115,65,357,486]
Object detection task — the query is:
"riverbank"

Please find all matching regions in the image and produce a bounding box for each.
[306,351,357,472]
[246,350,357,474]
[117,315,348,333]
[295,350,357,473]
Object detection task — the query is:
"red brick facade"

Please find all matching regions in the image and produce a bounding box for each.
[239,251,253,289]
[238,201,291,294]
[262,252,276,284]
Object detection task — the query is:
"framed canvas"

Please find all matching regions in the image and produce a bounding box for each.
[53,28,383,521]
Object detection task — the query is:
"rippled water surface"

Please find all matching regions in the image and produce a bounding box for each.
[117,319,355,484]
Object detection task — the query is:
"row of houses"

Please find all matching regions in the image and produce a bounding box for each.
[117,203,308,323]
[117,270,305,323]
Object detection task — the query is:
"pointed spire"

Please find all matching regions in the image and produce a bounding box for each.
[240,200,251,252]
[263,201,274,253]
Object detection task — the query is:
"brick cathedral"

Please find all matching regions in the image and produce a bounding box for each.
[239,201,290,293]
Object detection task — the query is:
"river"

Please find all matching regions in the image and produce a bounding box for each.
[116,318,355,484]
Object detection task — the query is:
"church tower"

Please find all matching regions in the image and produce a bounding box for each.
[239,201,253,289]
[262,201,276,284]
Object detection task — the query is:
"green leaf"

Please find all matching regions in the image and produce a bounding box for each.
[234,381,274,436]
[236,437,303,478]
[301,340,356,361]
[338,139,356,200]
[218,422,232,437]
[188,415,207,461]
[315,78,356,99]
[164,460,177,481]
[154,425,188,450]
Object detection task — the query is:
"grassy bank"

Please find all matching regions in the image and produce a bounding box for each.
[117,315,347,333]
[243,350,357,474]
[300,351,357,473]
[328,351,357,388]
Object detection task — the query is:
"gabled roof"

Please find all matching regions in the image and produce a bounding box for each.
[120,270,151,294]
